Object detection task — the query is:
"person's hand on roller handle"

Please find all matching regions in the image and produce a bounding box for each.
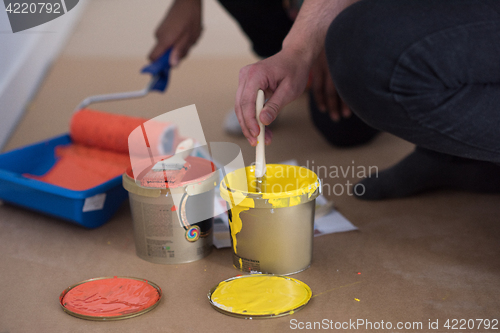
[149,0,202,67]
[236,0,357,146]
[75,47,173,111]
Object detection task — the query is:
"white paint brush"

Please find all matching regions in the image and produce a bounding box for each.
[255,90,266,193]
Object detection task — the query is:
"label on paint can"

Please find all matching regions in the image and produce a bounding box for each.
[128,195,213,264]
[142,202,174,237]
[142,203,175,258]
[146,238,174,258]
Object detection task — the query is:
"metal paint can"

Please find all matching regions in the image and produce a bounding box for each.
[123,156,217,264]
[220,164,320,275]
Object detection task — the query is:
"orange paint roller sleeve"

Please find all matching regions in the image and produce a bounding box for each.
[71,109,179,156]
[71,109,147,154]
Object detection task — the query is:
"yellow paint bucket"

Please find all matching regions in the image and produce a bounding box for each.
[220,164,320,275]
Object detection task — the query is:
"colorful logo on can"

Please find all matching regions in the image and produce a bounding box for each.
[185,225,200,242]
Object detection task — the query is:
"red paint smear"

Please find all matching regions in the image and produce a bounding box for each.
[171,205,177,211]
[62,277,160,317]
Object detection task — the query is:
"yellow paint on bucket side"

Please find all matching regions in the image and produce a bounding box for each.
[228,205,250,254]
[220,165,320,209]
[289,195,302,207]
[220,164,320,265]
[267,197,289,208]
[236,197,255,208]
[211,275,312,316]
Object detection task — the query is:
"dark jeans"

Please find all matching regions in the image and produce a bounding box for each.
[326,0,500,163]
[217,0,293,58]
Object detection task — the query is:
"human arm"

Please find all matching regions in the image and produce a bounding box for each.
[235,0,358,146]
[149,0,202,66]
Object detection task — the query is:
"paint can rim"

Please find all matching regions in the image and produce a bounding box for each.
[220,165,321,208]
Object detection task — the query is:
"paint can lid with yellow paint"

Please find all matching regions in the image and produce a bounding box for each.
[207,274,312,319]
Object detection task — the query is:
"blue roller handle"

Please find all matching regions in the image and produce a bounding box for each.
[141,49,172,92]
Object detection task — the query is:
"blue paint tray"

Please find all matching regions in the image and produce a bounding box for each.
[0,134,128,228]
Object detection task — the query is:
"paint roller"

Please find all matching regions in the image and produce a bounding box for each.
[25,109,182,191]
[75,49,173,111]
[25,50,182,190]
[71,48,179,156]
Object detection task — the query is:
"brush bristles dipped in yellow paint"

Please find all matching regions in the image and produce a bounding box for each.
[255,90,266,193]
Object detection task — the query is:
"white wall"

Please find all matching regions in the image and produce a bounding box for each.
[0,1,87,149]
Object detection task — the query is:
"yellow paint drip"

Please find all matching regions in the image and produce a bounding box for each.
[268,197,289,208]
[228,205,249,254]
[210,275,312,316]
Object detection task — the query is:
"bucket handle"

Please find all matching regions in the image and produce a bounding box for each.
[178,192,211,238]
[179,193,190,230]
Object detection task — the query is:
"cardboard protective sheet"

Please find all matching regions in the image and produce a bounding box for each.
[2,2,500,327]
[2,55,499,333]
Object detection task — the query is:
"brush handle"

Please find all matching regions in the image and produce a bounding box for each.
[255,90,266,178]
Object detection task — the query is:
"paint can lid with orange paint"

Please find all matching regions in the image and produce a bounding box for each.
[59,276,162,321]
